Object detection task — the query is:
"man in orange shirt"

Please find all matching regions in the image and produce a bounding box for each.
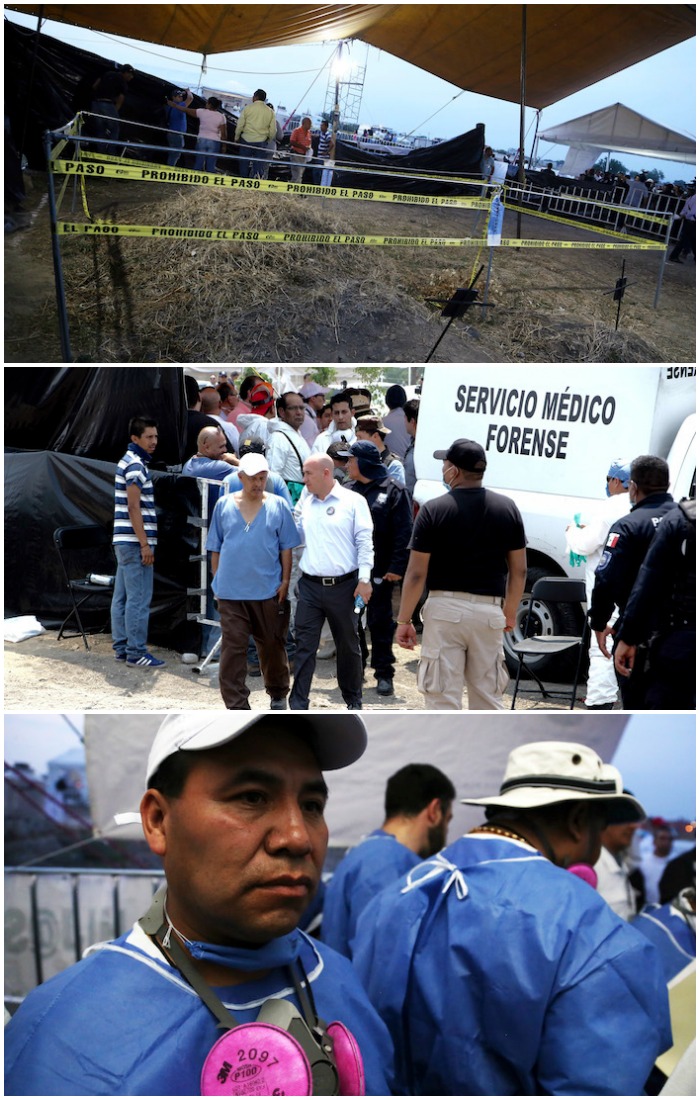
[289,116,313,183]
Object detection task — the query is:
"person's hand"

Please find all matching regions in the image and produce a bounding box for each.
[355,581,372,605]
[614,640,636,677]
[595,626,614,658]
[383,572,402,582]
[277,580,290,603]
[141,544,154,566]
[396,622,417,650]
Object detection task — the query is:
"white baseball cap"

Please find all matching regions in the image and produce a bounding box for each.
[238,452,269,477]
[145,713,367,786]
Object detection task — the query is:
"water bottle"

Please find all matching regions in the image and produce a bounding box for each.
[353,595,365,615]
[87,573,114,586]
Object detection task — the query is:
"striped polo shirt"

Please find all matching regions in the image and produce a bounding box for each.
[113,442,157,546]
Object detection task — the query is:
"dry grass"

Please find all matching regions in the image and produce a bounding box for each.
[62,189,405,362]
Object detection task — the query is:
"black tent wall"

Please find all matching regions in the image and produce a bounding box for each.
[5,451,203,650]
[5,367,201,649]
[5,18,484,189]
[5,367,187,465]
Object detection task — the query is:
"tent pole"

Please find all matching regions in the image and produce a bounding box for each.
[528,108,540,169]
[653,213,674,309]
[19,3,45,163]
[44,129,73,362]
[517,4,527,241]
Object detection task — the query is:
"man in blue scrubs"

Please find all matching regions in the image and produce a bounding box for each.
[321,762,455,957]
[353,740,672,1096]
[207,452,301,710]
[5,714,395,1095]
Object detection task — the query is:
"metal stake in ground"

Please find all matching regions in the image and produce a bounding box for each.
[424,265,486,363]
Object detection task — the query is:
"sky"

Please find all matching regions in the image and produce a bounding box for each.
[4,712,696,822]
[6,9,696,182]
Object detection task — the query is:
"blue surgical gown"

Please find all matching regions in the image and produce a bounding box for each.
[352,832,672,1096]
[5,923,395,1095]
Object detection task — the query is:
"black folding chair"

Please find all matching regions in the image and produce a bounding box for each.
[53,525,116,649]
[510,577,589,710]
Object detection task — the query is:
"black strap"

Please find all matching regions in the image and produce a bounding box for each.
[139,886,238,1031]
[270,429,305,480]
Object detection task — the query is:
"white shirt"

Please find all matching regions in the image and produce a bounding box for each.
[565,492,631,603]
[211,414,240,454]
[295,481,374,581]
[311,424,356,454]
[299,406,320,447]
[266,419,311,482]
[640,851,673,906]
[594,845,637,921]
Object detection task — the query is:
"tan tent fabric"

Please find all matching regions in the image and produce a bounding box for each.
[7,4,696,109]
[539,102,696,166]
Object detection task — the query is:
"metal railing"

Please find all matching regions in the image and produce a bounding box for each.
[4,867,163,1004]
[505,180,683,244]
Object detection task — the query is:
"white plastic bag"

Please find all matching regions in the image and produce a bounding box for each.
[4,616,47,643]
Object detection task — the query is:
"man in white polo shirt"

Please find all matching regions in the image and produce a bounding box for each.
[289,454,374,710]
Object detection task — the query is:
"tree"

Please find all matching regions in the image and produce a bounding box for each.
[595,157,628,176]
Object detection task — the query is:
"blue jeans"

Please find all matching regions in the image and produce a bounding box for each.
[91,100,120,155]
[111,543,154,660]
[238,141,271,178]
[195,138,220,173]
[167,131,185,167]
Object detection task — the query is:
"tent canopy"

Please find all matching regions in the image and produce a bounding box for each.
[7,4,696,110]
[539,102,697,174]
[84,714,629,845]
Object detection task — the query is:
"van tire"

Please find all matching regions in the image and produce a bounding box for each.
[503,565,587,681]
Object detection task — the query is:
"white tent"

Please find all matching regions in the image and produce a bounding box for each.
[84,713,630,848]
[538,102,696,177]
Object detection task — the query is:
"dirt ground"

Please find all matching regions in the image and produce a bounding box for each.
[4,628,595,712]
[4,170,695,363]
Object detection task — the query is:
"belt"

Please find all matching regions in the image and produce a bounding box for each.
[430,590,503,605]
[302,570,358,587]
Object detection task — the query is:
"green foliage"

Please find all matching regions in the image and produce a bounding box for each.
[356,367,385,409]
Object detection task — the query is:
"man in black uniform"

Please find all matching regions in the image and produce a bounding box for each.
[91,63,134,154]
[588,455,675,709]
[395,438,527,710]
[344,441,413,697]
[613,497,695,710]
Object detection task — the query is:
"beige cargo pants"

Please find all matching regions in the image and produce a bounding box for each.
[417,591,510,710]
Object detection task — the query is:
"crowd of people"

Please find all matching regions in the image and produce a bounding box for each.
[108,371,694,712]
[5,712,695,1094]
[88,64,335,184]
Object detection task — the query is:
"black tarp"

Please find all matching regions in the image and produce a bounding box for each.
[4,18,220,169]
[332,126,485,195]
[5,367,187,465]
[4,368,204,649]
[4,451,202,648]
[5,17,484,191]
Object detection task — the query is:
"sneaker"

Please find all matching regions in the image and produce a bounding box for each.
[347,702,363,710]
[666,257,682,264]
[585,702,615,710]
[126,653,165,668]
[247,663,262,677]
[317,644,336,660]
[114,652,127,662]
[269,698,288,710]
[376,678,394,697]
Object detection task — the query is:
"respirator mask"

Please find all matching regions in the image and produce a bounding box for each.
[139,888,364,1096]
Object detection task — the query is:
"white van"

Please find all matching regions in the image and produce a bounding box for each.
[413,365,696,673]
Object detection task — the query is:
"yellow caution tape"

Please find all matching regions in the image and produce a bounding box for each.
[50,158,492,209]
[56,221,667,250]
